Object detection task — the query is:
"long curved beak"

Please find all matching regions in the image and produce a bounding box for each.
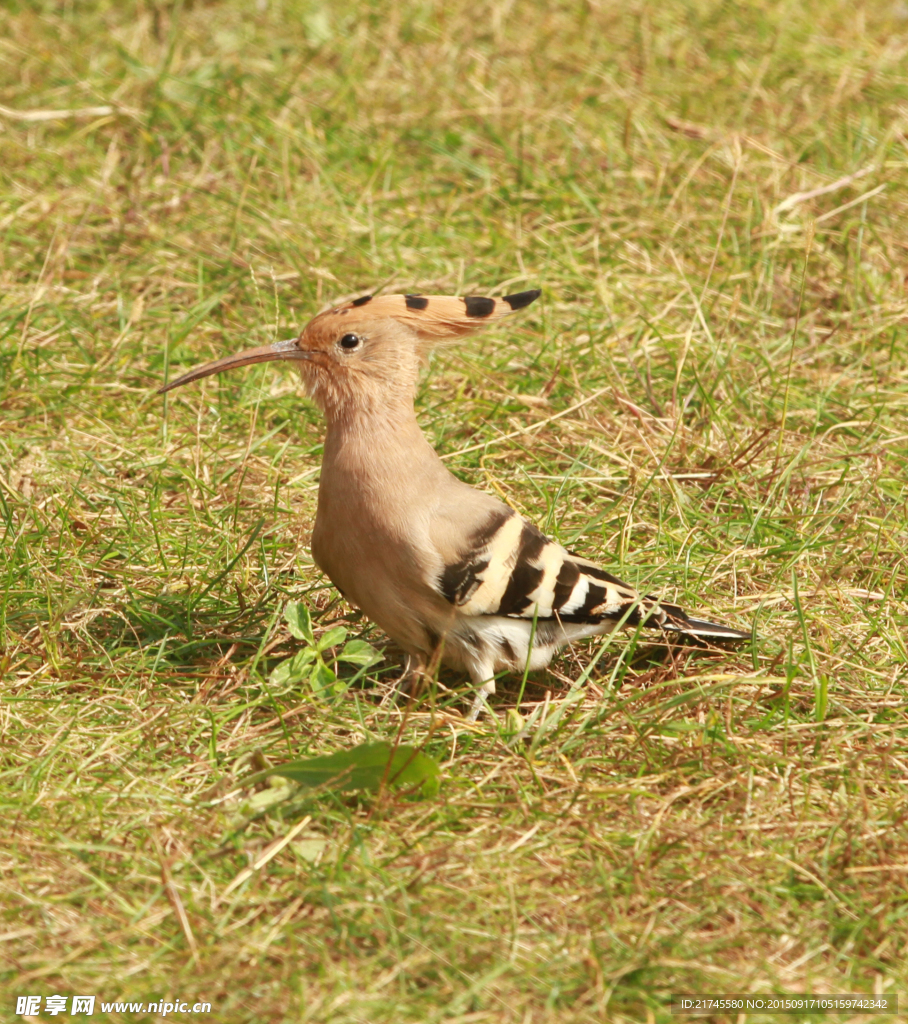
[157,338,311,394]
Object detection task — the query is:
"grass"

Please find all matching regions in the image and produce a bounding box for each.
[2,0,908,1020]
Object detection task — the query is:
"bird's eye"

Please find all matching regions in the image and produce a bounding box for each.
[339,333,362,350]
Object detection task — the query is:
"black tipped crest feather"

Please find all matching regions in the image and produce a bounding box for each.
[463,295,497,318]
[503,289,541,310]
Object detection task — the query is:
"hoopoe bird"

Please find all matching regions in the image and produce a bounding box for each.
[160,288,749,719]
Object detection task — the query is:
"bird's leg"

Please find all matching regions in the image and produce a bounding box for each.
[402,653,428,696]
[466,671,496,722]
[379,653,426,706]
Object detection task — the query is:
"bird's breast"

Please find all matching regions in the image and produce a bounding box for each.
[311,465,454,655]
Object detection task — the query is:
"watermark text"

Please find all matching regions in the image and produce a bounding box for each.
[16,996,212,1017]
[672,994,897,1015]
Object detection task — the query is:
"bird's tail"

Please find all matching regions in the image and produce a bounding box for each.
[657,602,752,642]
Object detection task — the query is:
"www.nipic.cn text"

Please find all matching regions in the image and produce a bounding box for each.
[16,996,212,1016]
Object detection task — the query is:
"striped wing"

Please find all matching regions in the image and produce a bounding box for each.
[436,509,654,626]
[435,509,750,641]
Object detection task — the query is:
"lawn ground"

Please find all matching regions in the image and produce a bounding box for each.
[2,1,908,1021]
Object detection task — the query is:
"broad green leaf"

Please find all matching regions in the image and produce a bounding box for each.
[338,639,381,666]
[269,647,316,688]
[292,837,328,864]
[253,741,440,796]
[317,625,348,651]
[284,602,314,644]
[246,782,295,811]
[309,660,344,699]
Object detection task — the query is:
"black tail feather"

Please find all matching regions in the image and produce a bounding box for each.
[659,603,751,642]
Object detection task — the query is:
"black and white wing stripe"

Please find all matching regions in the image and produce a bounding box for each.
[436,509,749,641]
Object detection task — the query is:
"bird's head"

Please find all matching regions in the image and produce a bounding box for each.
[157,289,541,419]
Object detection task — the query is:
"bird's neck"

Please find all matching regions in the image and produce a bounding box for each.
[321,400,444,481]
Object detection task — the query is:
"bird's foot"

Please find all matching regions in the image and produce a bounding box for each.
[378,655,427,708]
[466,682,496,722]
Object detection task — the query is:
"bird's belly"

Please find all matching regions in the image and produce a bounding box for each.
[445,615,618,677]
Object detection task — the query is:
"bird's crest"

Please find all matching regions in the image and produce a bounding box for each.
[317,289,541,339]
